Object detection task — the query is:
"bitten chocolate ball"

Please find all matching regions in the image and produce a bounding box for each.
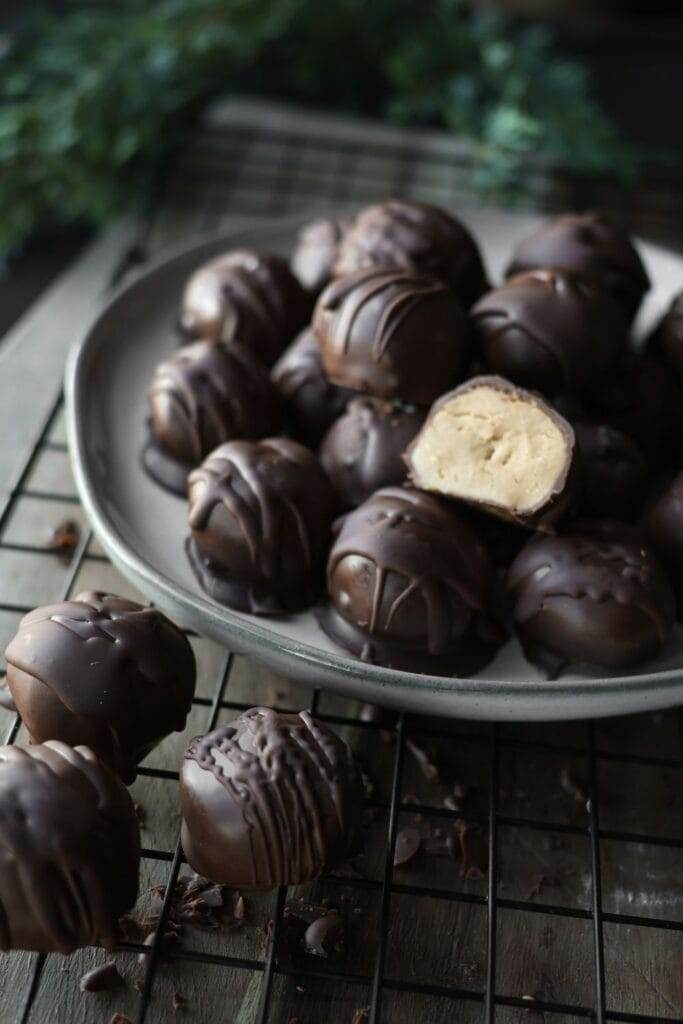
[574,422,647,521]
[643,471,683,617]
[180,249,310,365]
[507,521,675,677]
[271,328,354,446]
[471,270,627,397]
[317,487,503,675]
[648,290,683,379]
[291,217,351,296]
[334,200,488,309]
[313,267,469,404]
[144,339,283,495]
[506,212,650,323]
[5,591,196,785]
[187,438,337,614]
[0,741,139,952]
[320,396,426,510]
[406,376,577,532]
[583,354,683,470]
[180,708,363,888]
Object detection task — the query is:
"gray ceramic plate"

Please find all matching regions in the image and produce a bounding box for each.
[66,209,683,720]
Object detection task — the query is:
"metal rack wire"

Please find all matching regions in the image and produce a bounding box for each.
[0,105,681,1024]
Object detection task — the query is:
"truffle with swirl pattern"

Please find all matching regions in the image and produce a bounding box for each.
[180,708,363,888]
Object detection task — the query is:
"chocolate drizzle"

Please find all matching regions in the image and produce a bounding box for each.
[506,211,650,323]
[318,487,502,675]
[4,592,196,784]
[472,269,626,396]
[313,267,469,404]
[180,249,310,365]
[180,708,363,888]
[0,741,139,952]
[187,438,337,614]
[334,200,489,309]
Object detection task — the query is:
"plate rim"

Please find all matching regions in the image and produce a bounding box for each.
[65,214,683,717]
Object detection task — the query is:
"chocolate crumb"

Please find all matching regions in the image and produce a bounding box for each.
[134,802,147,827]
[527,873,561,899]
[559,768,588,805]
[303,912,344,958]
[406,738,439,781]
[79,961,124,992]
[352,1009,370,1024]
[172,991,185,1011]
[109,1015,133,1024]
[450,819,488,878]
[234,895,246,920]
[47,518,80,554]
[393,827,421,867]
[133,979,145,993]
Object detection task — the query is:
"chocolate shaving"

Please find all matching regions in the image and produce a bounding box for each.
[406,738,439,781]
[559,768,588,805]
[352,1010,370,1024]
[172,991,185,1011]
[450,819,489,878]
[47,519,80,554]
[134,802,147,827]
[393,827,421,867]
[109,1015,133,1024]
[79,961,124,992]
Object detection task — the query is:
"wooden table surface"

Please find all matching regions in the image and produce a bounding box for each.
[0,100,680,1024]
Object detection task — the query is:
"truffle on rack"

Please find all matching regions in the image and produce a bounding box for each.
[334,200,489,309]
[186,438,337,614]
[180,249,310,365]
[4,591,196,784]
[180,707,363,888]
[0,741,139,952]
[144,339,283,495]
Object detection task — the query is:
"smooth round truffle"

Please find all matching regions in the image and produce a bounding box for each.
[507,521,674,676]
[506,212,650,323]
[317,487,502,675]
[180,249,310,365]
[291,217,351,296]
[187,438,337,614]
[144,339,283,495]
[334,200,488,309]
[271,328,354,446]
[180,707,363,888]
[313,267,469,404]
[471,269,627,396]
[0,741,139,952]
[5,591,196,784]
[642,471,683,617]
[648,290,683,379]
[320,396,426,510]
[583,354,683,470]
[574,422,647,521]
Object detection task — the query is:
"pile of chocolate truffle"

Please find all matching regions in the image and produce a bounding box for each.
[0,592,363,951]
[143,200,683,679]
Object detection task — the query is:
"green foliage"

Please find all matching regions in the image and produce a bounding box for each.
[0,0,637,258]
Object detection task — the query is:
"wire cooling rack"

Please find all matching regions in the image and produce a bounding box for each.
[0,99,681,1024]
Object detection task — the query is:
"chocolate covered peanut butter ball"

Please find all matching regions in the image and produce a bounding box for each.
[5,591,196,784]
[0,741,139,952]
[187,438,337,614]
[180,708,363,888]
[181,249,310,365]
[334,200,488,309]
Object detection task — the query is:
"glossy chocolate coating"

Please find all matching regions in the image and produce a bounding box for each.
[574,422,647,521]
[144,339,283,495]
[648,290,683,379]
[583,354,683,470]
[471,269,627,396]
[180,249,310,365]
[291,217,351,296]
[180,707,363,888]
[0,741,139,952]
[318,487,502,675]
[320,396,426,510]
[271,328,354,446]
[334,200,488,309]
[506,211,650,323]
[507,520,674,676]
[5,591,196,784]
[313,267,469,404]
[187,438,337,614]
[642,471,683,617]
